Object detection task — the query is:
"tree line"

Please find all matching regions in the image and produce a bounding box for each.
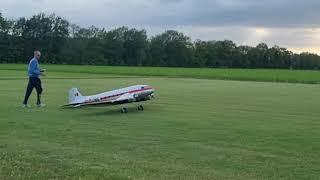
[0,13,319,69]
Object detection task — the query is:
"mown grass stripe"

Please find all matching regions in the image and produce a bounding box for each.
[1,64,320,84]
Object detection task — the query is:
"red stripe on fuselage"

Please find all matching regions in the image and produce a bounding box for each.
[128,87,153,94]
[99,87,153,102]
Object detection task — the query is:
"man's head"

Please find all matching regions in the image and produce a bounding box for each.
[34,50,41,60]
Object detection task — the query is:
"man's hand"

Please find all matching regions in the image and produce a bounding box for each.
[40,69,46,76]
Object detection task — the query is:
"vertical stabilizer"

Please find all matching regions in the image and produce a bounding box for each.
[69,88,83,104]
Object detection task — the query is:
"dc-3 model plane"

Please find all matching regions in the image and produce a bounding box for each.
[63,85,155,113]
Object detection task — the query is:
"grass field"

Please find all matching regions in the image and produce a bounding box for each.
[1,64,320,84]
[0,65,320,179]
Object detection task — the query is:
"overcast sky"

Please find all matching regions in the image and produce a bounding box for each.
[1,0,320,54]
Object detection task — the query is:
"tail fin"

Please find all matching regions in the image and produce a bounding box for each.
[69,88,83,104]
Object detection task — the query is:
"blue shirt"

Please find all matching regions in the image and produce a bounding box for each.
[28,58,41,77]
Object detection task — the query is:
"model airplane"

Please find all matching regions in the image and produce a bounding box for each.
[63,85,155,113]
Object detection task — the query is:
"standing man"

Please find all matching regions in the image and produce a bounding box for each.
[22,50,46,107]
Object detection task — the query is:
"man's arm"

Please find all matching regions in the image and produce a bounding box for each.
[30,60,41,76]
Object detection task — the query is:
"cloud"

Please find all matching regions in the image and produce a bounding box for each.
[1,0,320,54]
[1,0,320,27]
[171,26,320,54]
[142,0,320,28]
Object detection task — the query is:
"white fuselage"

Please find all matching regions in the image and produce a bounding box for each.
[74,85,154,105]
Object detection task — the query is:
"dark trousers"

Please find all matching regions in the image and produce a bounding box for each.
[23,77,43,105]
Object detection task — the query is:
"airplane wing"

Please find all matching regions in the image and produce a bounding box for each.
[62,100,113,108]
[62,93,135,107]
[111,93,135,103]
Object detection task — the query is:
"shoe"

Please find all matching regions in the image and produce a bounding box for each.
[22,104,30,108]
[37,103,46,107]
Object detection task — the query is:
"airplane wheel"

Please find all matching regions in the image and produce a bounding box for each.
[121,107,128,113]
[137,105,144,111]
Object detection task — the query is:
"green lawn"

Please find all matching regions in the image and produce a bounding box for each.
[1,64,320,84]
[0,67,320,179]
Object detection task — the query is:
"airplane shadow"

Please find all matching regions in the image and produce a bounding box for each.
[60,102,156,117]
[79,107,144,116]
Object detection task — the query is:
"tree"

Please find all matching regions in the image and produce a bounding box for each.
[0,13,19,63]
[0,12,12,35]
[122,28,148,66]
[11,13,69,63]
[1,12,320,69]
[150,30,193,67]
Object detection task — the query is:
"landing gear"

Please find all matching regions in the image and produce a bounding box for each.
[120,105,144,113]
[121,107,128,113]
[137,105,144,111]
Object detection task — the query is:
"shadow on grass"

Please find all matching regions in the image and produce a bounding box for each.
[60,105,145,116]
[84,108,144,116]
